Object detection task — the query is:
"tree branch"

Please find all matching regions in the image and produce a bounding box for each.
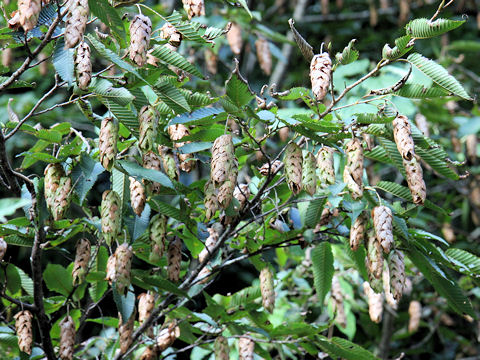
[0,130,21,195]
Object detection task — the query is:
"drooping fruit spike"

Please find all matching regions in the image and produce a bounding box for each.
[98,117,118,171]
[372,206,394,254]
[343,138,364,199]
[316,146,335,187]
[75,41,92,90]
[284,143,303,195]
[301,150,317,196]
[100,190,122,246]
[14,310,33,355]
[59,315,76,360]
[259,267,275,313]
[72,238,91,286]
[114,243,133,295]
[64,0,89,49]
[129,14,152,66]
[310,52,332,101]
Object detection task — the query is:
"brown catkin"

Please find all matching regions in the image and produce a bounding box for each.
[393,115,415,161]
[316,146,335,187]
[14,310,33,354]
[105,253,116,285]
[466,134,477,164]
[205,49,218,74]
[363,281,383,323]
[415,113,429,137]
[101,190,122,246]
[260,267,275,313]
[214,336,229,360]
[0,237,7,262]
[59,316,76,360]
[18,0,41,32]
[227,22,243,55]
[408,300,421,332]
[233,184,250,210]
[238,336,255,360]
[258,160,282,176]
[148,214,167,262]
[52,176,72,221]
[140,346,158,360]
[211,135,238,208]
[119,309,135,354]
[64,0,89,49]
[382,261,397,309]
[168,124,195,172]
[366,230,383,280]
[350,213,365,251]
[255,37,272,75]
[129,14,152,66]
[441,222,456,244]
[310,52,332,101]
[331,276,347,327]
[158,146,179,181]
[138,292,155,337]
[372,206,394,254]
[98,117,118,171]
[138,106,157,153]
[114,243,133,295]
[284,143,303,195]
[72,238,91,286]
[2,48,12,68]
[167,237,182,282]
[182,0,205,19]
[405,155,426,205]
[75,41,92,90]
[198,227,218,263]
[204,180,218,221]
[157,320,180,351]
[343,138,364,199]
[44,163,63,213]
[160,22,182,50]
[142,151,162,194]
[389,250,405,301]
[129,177,146,216]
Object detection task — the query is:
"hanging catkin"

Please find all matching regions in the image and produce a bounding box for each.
[238,336,255,360]
[98,117,118,171]
[211,134,238,208]
[260,267,275,313]
[233,184,250,210]
[215,336,229,360]
[167,237,182,282]
[75,41,91,90]
[204,180,219,221]
[59,315,75,360]
[129,14,152,66]
[372,206,394,254]
[316,146,335,187]
[119,309,136,354]
[302,151,317,196]
[258,160,282,176]
[284,143,303,195]
[365,230,383,280]
[14,310,33,354]
[408,300,422,332]
[382,261,397,309]
[389,250,405,301]
[227,22,243,55]
[0,237,7,261]
[182,0,205,19]
[143,151,162,194]
[343,138,364,199]
[129,177,146,216]
[138,292,155,337]
[156,320,180,351]
[255,37,272,75]
[363,281,383,323]
[160,22,182,50]
[44,163,63,213]
[349,212,365,251]
[64,0,89,49]
[138,106,157,153]
[100,190,122,246]
[148,214,167,262]
[18,0,41,32]
[168,124,195,172]
[72,238,91,286]
[51,174,72,221]
[415,113,429,137]
[310,52,332,101]
[114,243,133,295]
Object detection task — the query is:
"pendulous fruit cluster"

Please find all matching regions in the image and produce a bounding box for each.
[64,0,89,49]
[284,143,303,195]
[142,151,162,194]
[138,106,157,153]
[59,315,76,360]
[160,22,182,51]
[331,276,347,327]
[75,41,92,90]
[119,309,136,354]
[14,310,33,355]
[408,300,422,332]
[363,281,383,323]
[372,205,394,254]
[18,0,41,32]
[72,238,91,286]
[100,190,122,246]
[214,335,230,360]
[44,163,72,221]
[114,243,133,294]
[255,37,272,75]
[238,336,255,360]
[259,267,275,313]
[148,214,168,262]
[182,0,205,19]
[302,150,317,196]
[211,134,238,209]
[156,320,180,351]
[227,22,242,55]
[129,14,152,66]
[129,177,146,216]
[310,52,332,101]
[349,212,366,251]
[316,146,335,187]
[167,237,182,282]
[343,138,364,199]
[98,117,118,171]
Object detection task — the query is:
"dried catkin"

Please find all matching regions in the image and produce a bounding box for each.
[72,238,91,286]
[284,143,303,195]
[204,180,218,221]
[350,212,365,251]
[129,14,152,66]
[363,281,383,323]
[182,0,205,19]
[129,177,146,216]
[140,346,158,360]
[64,0,89,49]
[205,49,218,74]
[59,315,76,360]
[214,336,229,360]
[365,230,383,280]
[408,300,421,332]
[52,175,72,221]
[142,151,162,194]
[382,262,397,309]
[138,106,157,153]
[389,249,405,301]
[138,292,155,337]
[148,214,167,262]
[415,113,429,137]
[260,267,275,313]
[119,309,135,354]
[198,227,219,263]
[227,22,243,55]
[238,336,255,360]
[157,320,180,351]
[75,41,91,90]
[393,115,415,161]
[211,134,238,208]
[14,310,33,354]
[44,163,63,212]
[343,138,364,199]
[258,160,282,176]
[18,0,41,32]
[168,124,194,172]
[404,155,426,205]
[105,253,116,285]
[114,243,133,295]
[255,37,272,75]
[100,190,122,246]
[466,134,477,164]
[98,117,118,171]
[331,276,347,328]
[316,146,335,187]
[233,184,250,210]
[372,206,394,254]
[160,22,182,50]
[310,52,332,101]
[158,146,179,181]
[302,151,317,196]
[167,237,182,282]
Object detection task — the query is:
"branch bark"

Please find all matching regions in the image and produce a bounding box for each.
[0,130,21,196]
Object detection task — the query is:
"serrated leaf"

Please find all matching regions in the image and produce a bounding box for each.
[311,242,334,305]
[415,147,459,180]
[407,53,471,100]
[112,285,135,323]
[148,198,184,222]
[149,45,203,78]
[225,61,254,108]
[406,18,464,39]
[88,0,126,46]
[445,248,480,277]
[304,198,326,228]
[3,234,33,247]
[407,247,474,316]
[365,145,391,164]
[382,35,413,60]
[354,113,395,124]
[276,87,311,101]
[0,77,34,89]
[17,267,34,296]
[169,107,225,126]
[154,79,190,113]
[395,83,448,98]
[53,38,74,85]
[131,270,189,298]
[317,335,378,360]
[112,167,128,216]
[101,99,139,137]
[378,138,406,177]
[93,79,135,106]
[43,264,73,296]
[0,198,31,222]
[88,246,108,302]
[71,154,105,204]
[117,160,174,189]
[336,39,359,65]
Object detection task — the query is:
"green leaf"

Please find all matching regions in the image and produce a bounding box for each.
[395,83,449,99]
[447,40,480,52]
[169,107,225,126]
[415,147,459,180]
[149,198,184,223]
[149,45,203,78]
[378,138,406,177]
[317,335,378,360]
[382,35,413,60]
[0,198,31,222]
[407,247,474,316]
[43,264,73,297]
[112,285,135,323]
[117,160,174,189]
[101,99,139,137]
[88,0,126,46]
[6,264,21,294]
[53,38,74,85]
[131,270,189,298]
[354,113,395,124]
[365,146,391,164]
[336,39,359,65]
[17,267,34,296]
[225,61,254,108]
[112,167,128,216]
[154,79,190,114]
[0,77,34,89]
[407,53,471,100]
[71,154,105,204]
[406,18,464,39]
[93,79,135,106]
[445,248,480,277]
[304,198,326,228]
[88,246,108,302]
[236,0,253,17]
[311,242,334,305]
[3,234,33,247]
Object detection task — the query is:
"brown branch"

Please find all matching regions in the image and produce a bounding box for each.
[0,130,21,195]
[0,291,37,313]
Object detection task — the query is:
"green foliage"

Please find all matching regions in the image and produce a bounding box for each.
[311,242,334,305]
[406,18,465,39]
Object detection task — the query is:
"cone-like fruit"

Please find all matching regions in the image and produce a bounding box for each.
[99,117,118,171]
[215,336,229,360]
[258,160,282,176]
[129,177,146,216]
[238,336,254,360]
[182,0,205,19]
[233,184,250,210]
[211,134,238,208]
[204,180,218,221]
[52,176,72,221]
[72,238,91,286]
[158,146,179,181]
[14,310,33,354]
[331,276,346,327]
[157,320,180,351]
[365,230,383,280]
[64,0,89,49]
[2,48,12,68]
[129,14,152,66]
[389,250,405,302]
[260,267,275,313]
[404,155,426,205]
[138,292,155,337]
[382,261,397,309]
[372,206,393,254]
[138,106,157,152]
[316,146,335,187]
[350,213,365,251]
[466,134,477,164]
[101,190,122,246]
[168,124,194,172]
[105,253,116,285]
[143,151,162,194]
[18,0,41,32]
[310,52,332,101]
[148,214,167,262]
[363,281,383,323]
[302,151,317,196]
[363,133,374,151]
[59,315,75,360]
[284,143,303,195]
[408,300,421,332]
[227,22,242,55]
[0,237,7,261]
[255,38,272,75]
[119,309,135,354]
[393,115,415,161]
[441,222,455,244]
[415,113,429,137]
[160,22,182,50]
[198,227,218,263]
[44,163,63,212]
[343,138,364,199]
[75,41,91,90]
[114,243,133,295]
[167,237,182,282]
